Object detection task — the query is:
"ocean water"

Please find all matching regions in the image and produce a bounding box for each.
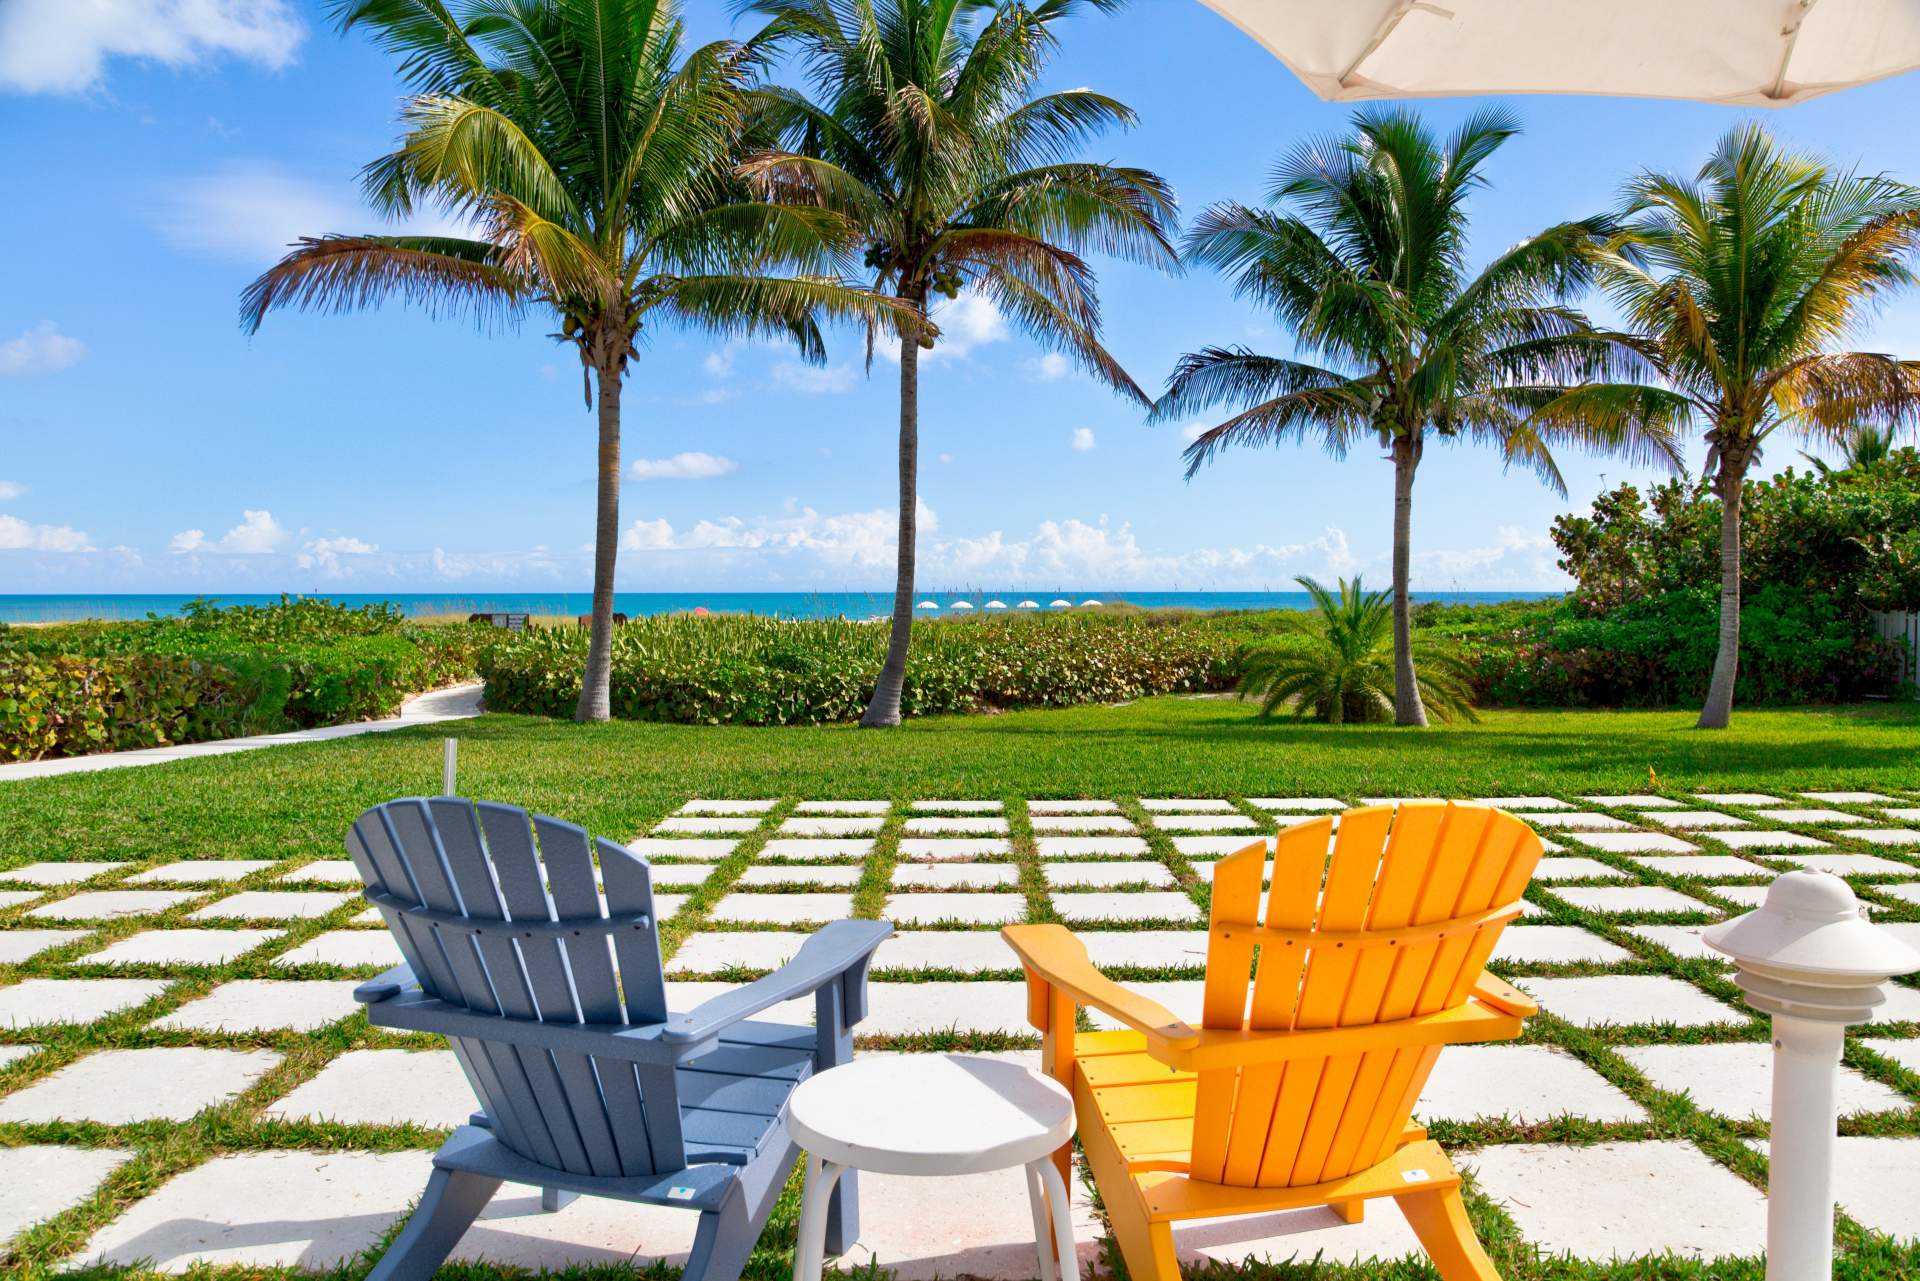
[0,590,1556,624]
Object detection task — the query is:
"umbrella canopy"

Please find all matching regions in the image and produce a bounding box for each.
[1198,0,1920,106]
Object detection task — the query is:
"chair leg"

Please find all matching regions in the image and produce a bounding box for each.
[1080,1119,1176,1281]
[541,1188,579,1212]
[1396,1186,1499,1281]
[1333,1198,1365,1224]
[685,1183,760,1281]
[367,1167,502,1281]
[823,1166,859,1256]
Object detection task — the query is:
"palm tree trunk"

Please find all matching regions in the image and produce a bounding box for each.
[574,353,623,723]
[1697,455,1747,730]
[861,328,920,728]
[1391,435,1429,728]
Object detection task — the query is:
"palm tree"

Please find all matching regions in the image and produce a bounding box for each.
[1548,124,1920,728]
[1239,575,1476,724]
[737,0,1179,727]
[1155,108,1680,727]
[241,0,900,721]
[1802,425,1897,474]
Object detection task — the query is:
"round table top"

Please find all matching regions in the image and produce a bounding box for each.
[789,1054,1075,1176]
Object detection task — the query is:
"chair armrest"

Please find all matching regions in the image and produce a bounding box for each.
[354,962,418,1004]
[1471,973,1537,1018]
[1003,924,1199,1051]
[662,919,892,1044]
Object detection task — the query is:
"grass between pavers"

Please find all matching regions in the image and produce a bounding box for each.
[0,698,1918,1279]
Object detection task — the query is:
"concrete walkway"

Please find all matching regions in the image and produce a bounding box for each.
[0,683,484,784]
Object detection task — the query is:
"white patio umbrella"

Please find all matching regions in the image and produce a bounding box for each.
[984,600,1008,610]
[917,600,940,610]
[951,600,975,611]
[1017,600,1040,609]
[1198,0,1920,107]
[1049,599,1073,608]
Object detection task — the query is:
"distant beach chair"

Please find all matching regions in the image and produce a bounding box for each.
[345,798,890,1281]
[468,612,530,632]
[1004,802,1543,1281]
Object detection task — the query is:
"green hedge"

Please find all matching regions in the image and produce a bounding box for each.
[479,612,1245,725]
[0,597,496,762]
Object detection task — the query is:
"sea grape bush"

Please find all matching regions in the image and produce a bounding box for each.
[0,597,494,761]
[478,612,1245,725]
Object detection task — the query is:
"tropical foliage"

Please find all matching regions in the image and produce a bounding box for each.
[1239,577,1476,723]
[1155,107,1680,727]
[240,0,898,723]
[1545,124,1920,727]
[739,0,1179,726]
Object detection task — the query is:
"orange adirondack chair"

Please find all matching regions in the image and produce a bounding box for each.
[1003,802,1543,1280]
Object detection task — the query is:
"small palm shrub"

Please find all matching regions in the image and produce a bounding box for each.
[1238,577,1477,724]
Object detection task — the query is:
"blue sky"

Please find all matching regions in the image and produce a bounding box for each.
[4,1,1920,596]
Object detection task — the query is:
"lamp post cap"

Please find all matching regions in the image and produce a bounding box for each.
[1704,870,1920,980]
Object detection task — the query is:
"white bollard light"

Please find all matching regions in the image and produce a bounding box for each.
[1703,870,1920,1280]
[442,737,459,797]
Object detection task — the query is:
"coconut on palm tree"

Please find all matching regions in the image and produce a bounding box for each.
[241,0,902,721]
[1154,107,1682,727]
[1238,576,1476,724]
[737,0,1179,727]
[1543,124,1920,728]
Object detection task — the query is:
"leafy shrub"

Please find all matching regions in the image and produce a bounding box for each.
[0,596,494,761]
[1424,588,1900,707]
[479,612,1243,726]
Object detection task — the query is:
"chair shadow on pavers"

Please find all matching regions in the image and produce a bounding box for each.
[346,797,891,1281]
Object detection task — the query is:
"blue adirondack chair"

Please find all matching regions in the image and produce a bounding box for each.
[344,797,891,1281]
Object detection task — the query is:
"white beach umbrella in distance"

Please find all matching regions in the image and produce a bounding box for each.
[1197,0,1920,107]
[917,600,940,610]
[1017,600,1040,609]
[1049,599,1072,608]
[1079,600,1103,607]
[951,600,975,611]
[985,600,1008,610]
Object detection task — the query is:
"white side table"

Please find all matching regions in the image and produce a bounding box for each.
[789,1053,1078,1281]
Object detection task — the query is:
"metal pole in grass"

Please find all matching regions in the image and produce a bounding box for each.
[442,738,458,797]
[1704,871,1920,1280]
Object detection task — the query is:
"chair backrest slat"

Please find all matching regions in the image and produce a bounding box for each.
[601,839,669,1025]
[355,798,691,1180]
[1212,818,1328,1186]
[1196,803,1540,1190]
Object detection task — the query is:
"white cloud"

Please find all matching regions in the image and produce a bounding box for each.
[296,535,377,575]
[158,163,472,263]
[771,362,857,394]
[0,515,93,553]
[1025,352,1070,382]
[1404,526,1567,589]
[1071,427,1096,452]
[630,452,738,481]
[622,501,936,569]
[938,453,954,464]
[1178,421,1212,444]
[0,0,304,95]
[703,347,736,377]
[614,498,1362,589]
[0,481,22,501]
[880,290,1010,366]
[169,508,286,555]
[0,322,85,376]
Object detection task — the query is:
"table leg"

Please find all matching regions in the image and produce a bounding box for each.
[1028,1156,1078,1281]
[793,1154,847,1281]
[1023,1163,1060,1281]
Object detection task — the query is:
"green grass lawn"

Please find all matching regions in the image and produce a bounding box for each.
[4,697,1920,1280]
[7,697,1920,865]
